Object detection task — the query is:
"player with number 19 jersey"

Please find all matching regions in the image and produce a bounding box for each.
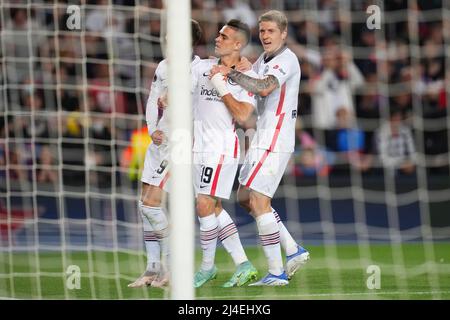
[192,58,257,199]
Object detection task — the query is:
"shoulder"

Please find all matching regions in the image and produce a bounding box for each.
[152,60,167,83]
[155,59,168,76]
[280,49,300,67]
[191,57,202,74]
[191,55,201,67]
[201,57,218,66]
[264,49,299,77]
[157,59,168,69]
[194,58,217,72]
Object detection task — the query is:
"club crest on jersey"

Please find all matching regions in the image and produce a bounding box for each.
[227,77,238,86]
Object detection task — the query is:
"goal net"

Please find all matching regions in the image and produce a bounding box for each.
[0,0,449,300]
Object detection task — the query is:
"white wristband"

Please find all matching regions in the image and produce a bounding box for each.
[210,73,230,97]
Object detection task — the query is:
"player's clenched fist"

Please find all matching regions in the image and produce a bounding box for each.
[151,130,165,146]
[210,72,230,97]
[157,92,168,110]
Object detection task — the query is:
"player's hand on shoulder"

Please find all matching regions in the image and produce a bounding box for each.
[151,130,165,146]
[236,57,252,72]
[209,65,231,79]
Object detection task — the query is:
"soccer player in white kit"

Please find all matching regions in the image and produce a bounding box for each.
[210,10,310,286]
[128,20,203,288]
[191,20,259,288]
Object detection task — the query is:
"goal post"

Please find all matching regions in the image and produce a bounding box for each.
[165,0,195,300]
[0,0,449,301]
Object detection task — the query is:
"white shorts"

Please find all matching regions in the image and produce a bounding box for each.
[141,143,170,192]
[238,148,292,198]
[193,152,238,200]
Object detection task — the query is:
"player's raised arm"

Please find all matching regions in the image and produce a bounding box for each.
[229,70,279,97]
[210,65,279,97]
[210,72,255,124]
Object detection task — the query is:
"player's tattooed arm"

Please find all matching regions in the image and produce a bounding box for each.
[228,70,279,97]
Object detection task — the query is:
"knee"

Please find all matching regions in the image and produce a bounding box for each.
[237,192,251,212]
[214,201,223,215]
[239,198,251,212]
[196,196,215,217]
[248,193,258,212]
[237,189,252,212]
[248,192,271,214]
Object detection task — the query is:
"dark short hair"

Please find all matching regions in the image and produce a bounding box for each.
[191,19,203,46]
[226,19,251,46]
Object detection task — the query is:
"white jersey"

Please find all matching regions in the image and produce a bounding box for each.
[145,56,201,141]
[191,58,257,157]
[142,56,201,192]
[250,47,300,153]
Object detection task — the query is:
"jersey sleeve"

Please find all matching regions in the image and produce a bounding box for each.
[264,53,299,87]
[145,63,164,136]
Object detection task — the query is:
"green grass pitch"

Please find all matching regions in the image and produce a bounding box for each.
[1,243,449,299]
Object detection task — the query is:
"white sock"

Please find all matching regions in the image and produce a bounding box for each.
[217,209,248,266]
[272,208,298,256]
[256,212,283,276]
[139,201,160,272]
[199,214,219,271]
[157,208,170,273]
[140,203,169,273]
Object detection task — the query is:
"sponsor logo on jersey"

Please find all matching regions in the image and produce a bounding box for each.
[200,85,220,97]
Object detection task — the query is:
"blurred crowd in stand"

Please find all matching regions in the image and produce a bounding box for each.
[0,0,447,191]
